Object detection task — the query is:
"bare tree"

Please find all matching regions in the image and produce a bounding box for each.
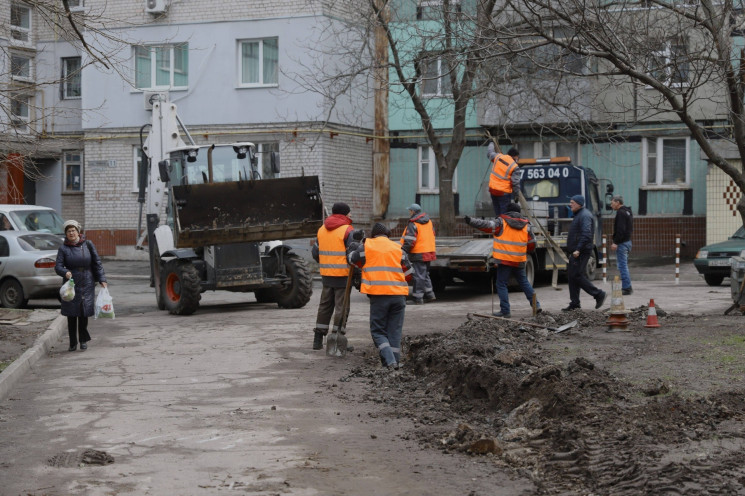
[291,0,511,235]
[498,0,745,223]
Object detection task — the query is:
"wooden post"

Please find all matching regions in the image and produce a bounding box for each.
[602,234,607,284]
[372,0,390,220]
[675,234,680,284]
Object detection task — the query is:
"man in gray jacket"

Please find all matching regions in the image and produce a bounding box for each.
[563,195,606,311]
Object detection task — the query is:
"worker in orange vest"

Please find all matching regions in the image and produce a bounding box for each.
[348,223,413,370]
[487,142,520,217]
[400,203,436,305]
[311,202,357,350]
[464,202,541,318]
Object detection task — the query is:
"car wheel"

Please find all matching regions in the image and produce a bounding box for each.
[0,279,28,309]
[704,274,724,286]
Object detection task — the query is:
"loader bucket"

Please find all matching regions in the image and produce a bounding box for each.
[171,175,324,247]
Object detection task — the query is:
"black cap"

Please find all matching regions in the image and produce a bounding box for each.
[371,223,391,237]
[506,202,521,213]
[331,202,350,216]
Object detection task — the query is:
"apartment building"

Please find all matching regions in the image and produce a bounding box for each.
[3,0,374,256]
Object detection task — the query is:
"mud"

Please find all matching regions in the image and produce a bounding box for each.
[345,306,745,495]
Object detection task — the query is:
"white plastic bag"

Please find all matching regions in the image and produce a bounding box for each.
[60,279,75,302]
[95,287,115,319]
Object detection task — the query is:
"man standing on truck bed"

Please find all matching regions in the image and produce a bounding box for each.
[563,195,607,311]
[464,202,541,318]
[487,142,520,217]
[610,195,633,295]
[400,203,437,305]
[347,223,413,370]
[311,202,356,350]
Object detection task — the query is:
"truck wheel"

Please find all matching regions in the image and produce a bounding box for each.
[275,253,313,309]
[525,255,535,287]
[151,239,166,311]
[704,274,724,286]
[585,251,598,281]
[430,270,448,294]
[161,259,201,315]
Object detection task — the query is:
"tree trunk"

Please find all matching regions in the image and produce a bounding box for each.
[438,164,456,236]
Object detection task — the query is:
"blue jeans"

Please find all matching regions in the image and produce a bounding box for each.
[369,295,406,367]
[491,194,511,218]
[495,264,537,315]
[616,241,632,289]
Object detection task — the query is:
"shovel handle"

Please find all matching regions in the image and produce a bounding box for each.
[338,267,355,331]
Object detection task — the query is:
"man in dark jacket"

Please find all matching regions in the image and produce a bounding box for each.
[311,202,356,350]
[400,203,436,305]
[610,195,633,295]
[563,195,606,311]
[464,202,541,318]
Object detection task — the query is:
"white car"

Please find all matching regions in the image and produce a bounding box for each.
[0,204,66,236]
[0,231,63,308]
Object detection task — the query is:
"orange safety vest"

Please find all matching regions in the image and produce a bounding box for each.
[493,221,528,263]
[488,154,518,194]
[317,224,350,277]
[360,237,409,296]
[400,219,436,254]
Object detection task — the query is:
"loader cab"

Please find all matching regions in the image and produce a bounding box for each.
[167,143,260,186]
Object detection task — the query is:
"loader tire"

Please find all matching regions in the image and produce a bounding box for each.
[161,259,201,315]
[275,252,313,309]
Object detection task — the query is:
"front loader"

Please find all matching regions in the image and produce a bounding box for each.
[138,101,323,315]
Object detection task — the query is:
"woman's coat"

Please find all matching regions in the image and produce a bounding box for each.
[55,240,107,317]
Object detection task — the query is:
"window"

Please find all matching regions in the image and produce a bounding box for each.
[61,57,81,99]
[64,151,83,192]
[238,38,278,86]
[649,40,689,86]
[134,43,188,90]
[643,137,689,187]
[417,0,461,20]
[10,93,30,132]
[10,53,32,81]
[257,143,280,179]
[10,3,31,45]
[418,146,457,193]
[67,0,83,9]
[421,55,452,97]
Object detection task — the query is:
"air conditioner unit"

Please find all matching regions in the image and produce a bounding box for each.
[144,91,168,110]
[145,0,169,14]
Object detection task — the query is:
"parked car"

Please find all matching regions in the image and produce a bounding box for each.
[0,231,63,308]
[0,204,66,236]
[694,227,745,286]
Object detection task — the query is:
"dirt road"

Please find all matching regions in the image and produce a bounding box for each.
[0,260,743,495]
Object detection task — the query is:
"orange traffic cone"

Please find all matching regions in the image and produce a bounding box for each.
[644,299,661,328]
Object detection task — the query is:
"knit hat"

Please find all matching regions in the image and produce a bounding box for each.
[331,202,351,216]
[371,223,391,237]
[407,203,422,213]
[570,195,585,207]
[506,202,521,213]
[63,219,82,233]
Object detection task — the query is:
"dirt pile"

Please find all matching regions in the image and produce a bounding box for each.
[348,308,745,495]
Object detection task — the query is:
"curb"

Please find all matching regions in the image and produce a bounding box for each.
[0,315,66,402]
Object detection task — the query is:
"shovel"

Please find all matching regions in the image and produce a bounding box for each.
[326,268,354,357]
[470,313,578,333]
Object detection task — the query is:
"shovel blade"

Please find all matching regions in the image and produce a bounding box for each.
[325,332,348,357]
[553,320,578,333]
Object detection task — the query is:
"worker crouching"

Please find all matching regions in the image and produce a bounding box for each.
[348,223,413,370]
[464,202,541,318]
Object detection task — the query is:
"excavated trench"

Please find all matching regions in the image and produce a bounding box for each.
[347,307,745,495]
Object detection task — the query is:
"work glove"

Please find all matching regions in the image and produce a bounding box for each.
[464,215,471,225]
[352,229,365,241]
[347,241,360,253]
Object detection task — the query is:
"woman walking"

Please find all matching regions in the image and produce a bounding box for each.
[55,220,107,351]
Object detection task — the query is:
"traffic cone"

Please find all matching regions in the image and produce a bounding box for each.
[644,299,661,328]
[607,276,629,330]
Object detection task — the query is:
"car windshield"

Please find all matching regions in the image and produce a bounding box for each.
[9,210,66,235]
[16,233,63,251]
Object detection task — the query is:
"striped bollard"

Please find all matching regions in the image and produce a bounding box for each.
[675,234,680,284]
[602,235,607,284]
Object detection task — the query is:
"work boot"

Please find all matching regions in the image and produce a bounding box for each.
[562,305,580,312]
[312,331,324,350]
[595,291,607,309]
[622,287,633,296]
[492,311,511,318]
[407,298,424,305]
[424,293,437,303]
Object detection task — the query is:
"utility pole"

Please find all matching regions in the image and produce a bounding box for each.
[372,0,390,220]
